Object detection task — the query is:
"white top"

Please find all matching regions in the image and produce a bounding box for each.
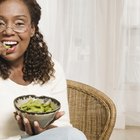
[0,60,71,140]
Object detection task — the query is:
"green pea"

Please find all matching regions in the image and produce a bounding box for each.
[19,99,57,113]
[4,45,10,49]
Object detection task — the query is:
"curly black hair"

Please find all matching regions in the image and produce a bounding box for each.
[0,0,55,84]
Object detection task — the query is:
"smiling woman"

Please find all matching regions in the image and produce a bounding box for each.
[0,0,87,140]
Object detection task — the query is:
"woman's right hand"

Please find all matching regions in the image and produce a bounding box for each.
[14,111,64,135]
[0,42,7,55]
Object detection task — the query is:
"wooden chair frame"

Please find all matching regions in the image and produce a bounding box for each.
[67,80,116,140]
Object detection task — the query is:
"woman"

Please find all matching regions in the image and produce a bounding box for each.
[0,0,87,140]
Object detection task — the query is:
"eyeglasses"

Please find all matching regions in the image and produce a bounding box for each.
[0,20,30,33]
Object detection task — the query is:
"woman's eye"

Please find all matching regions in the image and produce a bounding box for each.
[0,21,5,26]
[14,19,26,26]
[0,22,4,25]
[15,22,25,26]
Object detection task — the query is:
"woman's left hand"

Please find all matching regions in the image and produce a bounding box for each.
[14,111,64,135]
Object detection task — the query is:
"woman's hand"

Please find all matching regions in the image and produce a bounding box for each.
[14,111,64,135]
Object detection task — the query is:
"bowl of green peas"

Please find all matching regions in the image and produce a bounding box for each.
[14,95,61,128]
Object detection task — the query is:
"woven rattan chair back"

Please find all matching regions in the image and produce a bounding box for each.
[67,80,116,140]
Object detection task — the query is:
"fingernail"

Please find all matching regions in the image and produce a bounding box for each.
[34,121,39,126]
[61,111,65,115]
[16,115,20,121]
[23,118,28,124]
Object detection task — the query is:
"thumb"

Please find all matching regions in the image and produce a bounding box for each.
[55,111,65,120]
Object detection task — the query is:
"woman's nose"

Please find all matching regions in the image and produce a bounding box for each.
[3,27,15,35]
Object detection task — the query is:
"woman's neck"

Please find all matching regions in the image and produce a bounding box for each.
[9,68,30,86]
[8,59,30,86]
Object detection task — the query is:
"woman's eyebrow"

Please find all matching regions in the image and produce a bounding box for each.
[0,15,28,20]
[14,15,28,19]
[0,16,5,19]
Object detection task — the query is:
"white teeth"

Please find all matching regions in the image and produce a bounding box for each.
[3,41,17,45]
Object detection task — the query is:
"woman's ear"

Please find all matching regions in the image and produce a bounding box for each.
[30,25,35,37]
[31,31,35,37]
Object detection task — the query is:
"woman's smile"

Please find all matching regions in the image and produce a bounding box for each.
[2,40,18,54]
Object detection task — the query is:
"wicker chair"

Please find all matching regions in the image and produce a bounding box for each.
[67,80,116,140]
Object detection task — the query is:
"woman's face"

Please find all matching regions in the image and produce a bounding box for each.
[0,0,35,62]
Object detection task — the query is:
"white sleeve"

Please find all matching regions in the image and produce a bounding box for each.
[49,60,72,127]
